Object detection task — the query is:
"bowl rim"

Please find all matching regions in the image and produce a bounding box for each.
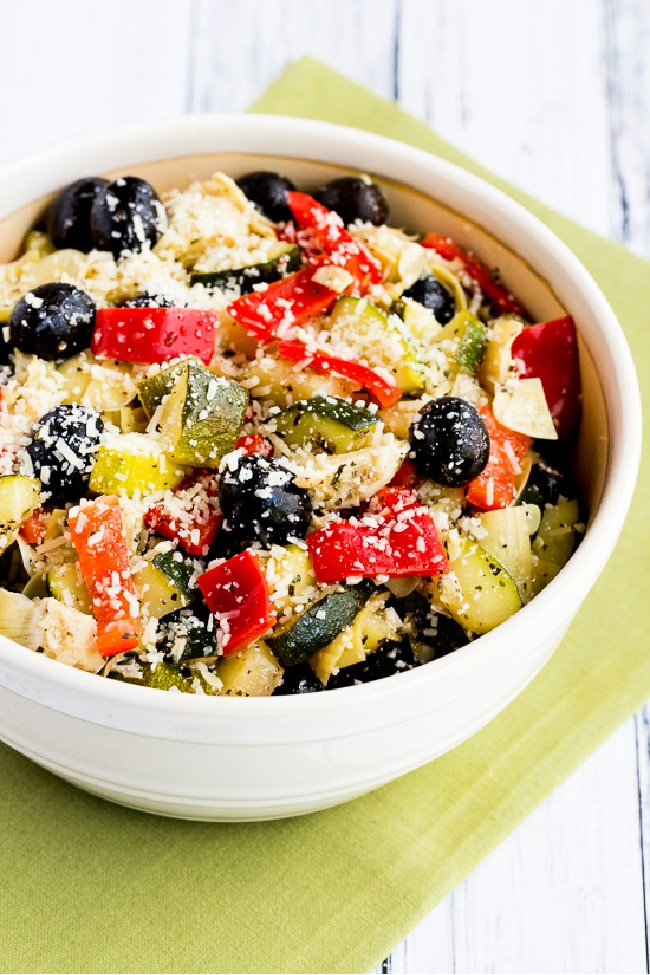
[0,113,642,722]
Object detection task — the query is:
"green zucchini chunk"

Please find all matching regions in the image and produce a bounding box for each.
[531,498,581,595]
[267,580,375,668]
[134,550,195,620]
[274,395,379,453]
[152,359,249,467]
[136,356,203,418]
[108,658,219,695]
[435,309,486,374]
[189,244,301,293]
[438,535,522,635]
[47,561,92,614]
[327,294,424,393]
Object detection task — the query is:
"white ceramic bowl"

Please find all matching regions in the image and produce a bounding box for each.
[0,116,642,820]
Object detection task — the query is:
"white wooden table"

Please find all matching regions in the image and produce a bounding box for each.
[1,2,648,971]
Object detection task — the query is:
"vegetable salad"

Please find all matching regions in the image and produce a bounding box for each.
[0,168,584,696]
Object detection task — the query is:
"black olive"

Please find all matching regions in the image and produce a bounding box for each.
[328,638,420,687]
[518,461,566,508]
[314,175,388,226]
[25,404,104,504]
[0,320,12,366]
[89,176,166,256]
[410,396,490,486]
[426,613,469,658]
[532,436,574,475]
[273,663,326,695]
[402,275,456,324]
[156,606,216,664]
[396,592,469,660]
[47,177,109,252]
[236,170,296,223]
[218,455,312,553]
[118,291,179,308]
[8,282,96,361]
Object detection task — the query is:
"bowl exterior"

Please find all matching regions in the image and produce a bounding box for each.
[0,115,642,820]
[0,617,570,820]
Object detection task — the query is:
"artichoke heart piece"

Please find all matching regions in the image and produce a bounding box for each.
[150,360,248,467]
[492,377,558,440]
[0,586,44,649]
[0,476,42,549]
[479,315,524,387]
[309,592,402,685]
[216,641,284,697]
[325,295,424,394]
[434,309,486,375]
[282,433,408,510]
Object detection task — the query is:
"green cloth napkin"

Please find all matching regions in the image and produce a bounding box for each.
[1,58,648,975]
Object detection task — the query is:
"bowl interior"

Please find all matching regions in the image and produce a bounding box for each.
[0,148,608,518]
[0,120,641,821]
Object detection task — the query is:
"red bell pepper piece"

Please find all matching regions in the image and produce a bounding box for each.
[235,433,274,457]
[18,507,49,545]
[286,191,383,289]
[144,472,221,557]
[466,406,532,511]
[421,232,528,318]
[366,485,421,514]
[511,315,580,438]
[388,457,420,489]
[68,495,139,656]
[226,265,349,341]
[91,307,218,365]
[197,549,277,655]
[227,195,382,342]
[306,504,448,585]
[277,339,401,408]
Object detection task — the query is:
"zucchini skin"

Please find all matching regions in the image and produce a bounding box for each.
[108,659,220,695]
[148,360,249,468]
[436,535,522,635]
[189,245,301,293]
[274,395,379,453]
[267,580,375,668]
[47,561,92,614]
[136,357,203,418]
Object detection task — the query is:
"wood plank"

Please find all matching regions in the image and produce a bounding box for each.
[0,0,191,166]
[397,0,611,236]
[190,0,399,113]
[384,720,646,974]
[600,0,650,251]
[607,1,650,969]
